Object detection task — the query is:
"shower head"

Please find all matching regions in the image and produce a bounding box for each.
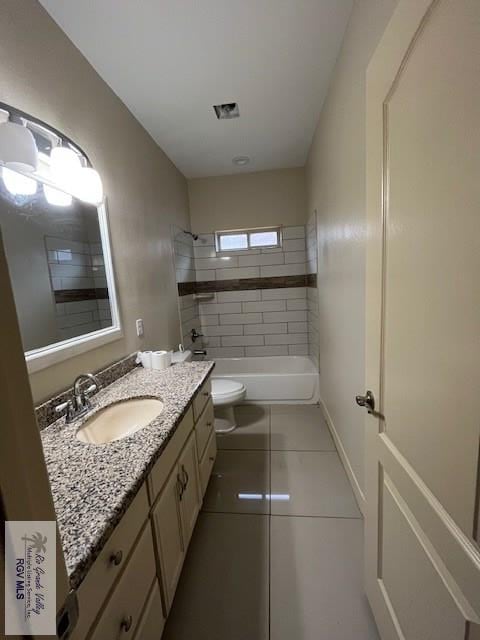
[183,229,199,241]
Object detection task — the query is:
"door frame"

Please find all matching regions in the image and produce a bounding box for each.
[0,228,70,635]
[365,0,480,637]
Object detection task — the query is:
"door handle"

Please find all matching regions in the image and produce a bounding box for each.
[177,475,184,500]
[355,390,375,414]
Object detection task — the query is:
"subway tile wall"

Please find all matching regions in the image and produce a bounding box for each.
[172,227,200,350]
[46,236,112,341]
[200,287,309,357]
[193,226,310,358]
[173,224,319,365]
[193,226,307,281]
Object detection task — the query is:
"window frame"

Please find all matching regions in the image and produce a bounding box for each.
[215,226,283,253]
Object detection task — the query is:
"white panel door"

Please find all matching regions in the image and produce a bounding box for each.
[364,1,480,638]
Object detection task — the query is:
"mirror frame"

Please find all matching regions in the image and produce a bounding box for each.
[25,198,122,373]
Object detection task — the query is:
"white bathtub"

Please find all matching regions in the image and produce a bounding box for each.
[210,356,319,404]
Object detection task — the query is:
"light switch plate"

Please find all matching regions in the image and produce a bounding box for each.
[136,318,144,337]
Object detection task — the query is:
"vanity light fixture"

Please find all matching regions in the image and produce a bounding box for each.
[73,166,104,205]
[44,184,72,207]
[2,167,37,196]
[0,103,105,206]
[50,146,82,186]
[0,121,38,173]
[50,147,104,205]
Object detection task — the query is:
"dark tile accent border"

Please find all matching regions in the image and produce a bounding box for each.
[177,281,196,296]
[35,353,138,431]
[178,274,317,296]
[54,288,109,303]
[306,273,317,288]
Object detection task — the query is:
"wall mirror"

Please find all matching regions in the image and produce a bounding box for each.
[0,103,121,372]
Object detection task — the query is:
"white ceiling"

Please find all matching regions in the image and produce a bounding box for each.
[39,0,352,179]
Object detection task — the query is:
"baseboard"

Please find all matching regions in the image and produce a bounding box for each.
[319,398,366,516]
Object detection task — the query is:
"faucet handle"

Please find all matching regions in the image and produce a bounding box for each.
[84,383,99,397]
[55,399,75,422]
[55,400,71,413]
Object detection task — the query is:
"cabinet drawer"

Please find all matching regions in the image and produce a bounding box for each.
[199,429,217,496]
[148,407,194,502]
[89,523,156,640]
[193,377,212,422]
[133,580,165,640]
[195,399,214,461]
[74,485,149,639]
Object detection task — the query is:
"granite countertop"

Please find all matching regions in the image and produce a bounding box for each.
[40,360,215,590]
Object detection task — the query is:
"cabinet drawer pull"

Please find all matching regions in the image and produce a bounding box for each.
[202,391,209,397]
[109,550,123,566]
[121,615,133,632]
[206,422,212,427]
[181,465,189,488]
[177,475,184,500]
[209,456,215,462]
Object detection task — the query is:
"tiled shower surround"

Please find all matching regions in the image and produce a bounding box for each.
[173,227,200,351]
[173,223,318,361]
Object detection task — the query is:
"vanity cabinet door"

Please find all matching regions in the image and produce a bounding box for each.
[199,428,217,496]
[195,398,214,461]
[133,580,165,640]
[178,431,201,547]
[193,378,212,422]
[151,466,185,610]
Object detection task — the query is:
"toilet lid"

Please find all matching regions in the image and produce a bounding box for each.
[211,378,244,398]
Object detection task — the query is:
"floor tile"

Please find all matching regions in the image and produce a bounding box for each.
[270,451,361,517]
[270,407,335,451]
[217,404,270,450]
[163,513,269,640]
[203,450,270,514]
[270,516,379,640]
[270,403,322,415]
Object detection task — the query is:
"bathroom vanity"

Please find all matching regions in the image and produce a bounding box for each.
[40,360,216,639]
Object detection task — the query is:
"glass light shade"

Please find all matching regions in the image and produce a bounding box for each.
[73,167,104,205]
[2,167,37,196]
[50,146,82,191]
[0,122,38,172]
[44,184,72,207]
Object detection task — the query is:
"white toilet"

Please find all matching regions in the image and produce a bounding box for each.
[210,378,246,434]
[173,349,246,433]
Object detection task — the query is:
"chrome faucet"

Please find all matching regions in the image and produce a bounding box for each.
[55,373,101,423]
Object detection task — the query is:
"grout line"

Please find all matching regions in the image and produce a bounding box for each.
[201,509,362,520]
[216,447,338,453]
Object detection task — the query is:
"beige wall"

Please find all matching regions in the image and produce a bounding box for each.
[306,0,398,500]
[188,167,306,232]
[0,1,190,403]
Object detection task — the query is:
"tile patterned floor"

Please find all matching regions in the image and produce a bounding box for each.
[163,404,379,640]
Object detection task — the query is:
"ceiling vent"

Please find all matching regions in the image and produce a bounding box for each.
[213,103,240,120]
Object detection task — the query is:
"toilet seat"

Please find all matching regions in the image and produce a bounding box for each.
[211,378,246,406]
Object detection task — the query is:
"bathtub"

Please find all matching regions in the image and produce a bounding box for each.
[210,356,319,404]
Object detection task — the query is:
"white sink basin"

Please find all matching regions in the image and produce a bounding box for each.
[76,397,164,444]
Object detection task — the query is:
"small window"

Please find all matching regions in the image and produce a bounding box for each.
[216,227,281,252]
